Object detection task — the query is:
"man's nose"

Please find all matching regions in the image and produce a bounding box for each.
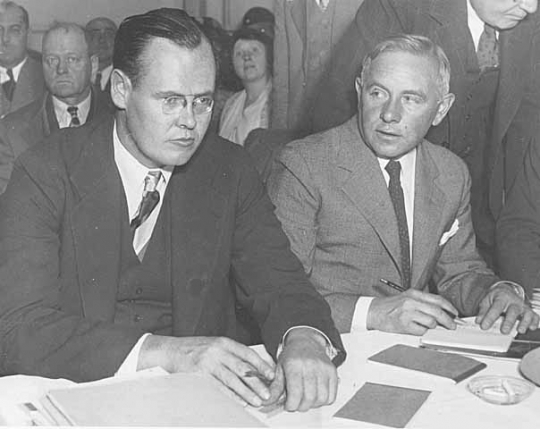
[175,104,196,130]
[380,98,402,123]
[56,58,69,74]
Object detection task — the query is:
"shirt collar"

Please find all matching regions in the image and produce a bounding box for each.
[377,148,417,176]
[52,91,93,128]
[113,120,173,216]
[467,0,499,50]
[0,56,27,83]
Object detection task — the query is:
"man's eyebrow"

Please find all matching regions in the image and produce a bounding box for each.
[155,90,214,98]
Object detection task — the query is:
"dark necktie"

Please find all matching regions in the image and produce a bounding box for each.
[130,171,161,233]
[3,68,15,102]
[67,106,81,127]
[477,24,499,71]
[95,71,102,90]
[385,160,411,289]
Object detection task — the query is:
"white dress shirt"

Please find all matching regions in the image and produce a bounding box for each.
[467,0,499,50]
[351,149,417,332]
[96,64,113,91]
[0,56,26,84]
[52,93,93,128]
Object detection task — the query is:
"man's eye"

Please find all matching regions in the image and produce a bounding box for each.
[402,95,422,104]
[194,96,213,108]
[67,56,81,64]
[164,96,184,107]
[369,89,385,99]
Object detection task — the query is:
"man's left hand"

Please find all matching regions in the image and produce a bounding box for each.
[265,328,338,412]
[476,283,539,334]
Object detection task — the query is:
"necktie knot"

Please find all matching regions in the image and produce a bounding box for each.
[477,24,499,71]
[67,106,81,127]
[3,68,15,101]
[131,171,162,231]
[385,160,402,181]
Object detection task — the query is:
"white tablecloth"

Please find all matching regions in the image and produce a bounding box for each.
[0,331,538,427]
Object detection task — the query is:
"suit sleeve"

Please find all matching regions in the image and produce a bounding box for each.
[0,150,143,382]
[497,137,540,298]
[230,148,345,363]
[431,160,499,315]
[310,0,410,132]
[267,145,359,333]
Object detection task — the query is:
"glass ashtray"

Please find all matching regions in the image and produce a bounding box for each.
[467,375,534,405]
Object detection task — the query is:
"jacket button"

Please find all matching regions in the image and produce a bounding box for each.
[134,315,142,322]
[136,288,143,295]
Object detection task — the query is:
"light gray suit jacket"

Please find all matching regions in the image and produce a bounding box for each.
[268,118,499,332]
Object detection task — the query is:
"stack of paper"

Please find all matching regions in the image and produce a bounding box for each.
[39,373,265,427]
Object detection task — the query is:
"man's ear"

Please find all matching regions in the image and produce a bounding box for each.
[355,76,362,95]
[432,92,455,126]
[110,69,132,110]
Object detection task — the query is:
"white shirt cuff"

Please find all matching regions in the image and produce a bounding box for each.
[115,333,152,376]
[277,326,339,362]
[351,297,375,332]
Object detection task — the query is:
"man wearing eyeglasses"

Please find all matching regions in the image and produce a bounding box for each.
[0,8,345,413]
[0,22,112,194]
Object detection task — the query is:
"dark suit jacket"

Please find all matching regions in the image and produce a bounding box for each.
[309,0,540,222]
[0,89,113,194]
[0,56,45,118]
[0,115,344,382]
[497,136,540,298]
[268,118,499,332]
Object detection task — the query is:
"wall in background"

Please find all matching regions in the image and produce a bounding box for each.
[17,0,274,51]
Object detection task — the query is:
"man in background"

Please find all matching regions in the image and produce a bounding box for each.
[309,0,540,268]
[0,22,111,193]
[0,8,344,412]
[85,16,117,92]
[0,0,44,118]
[269,34,538,336]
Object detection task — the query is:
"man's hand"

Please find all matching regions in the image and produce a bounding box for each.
[266,328,338,412]
[476,284,539,334]
[138,335,276,407]
[367,290,460,335]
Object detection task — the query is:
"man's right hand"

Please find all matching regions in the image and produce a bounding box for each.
[138,335,276,407]
[366,290,460,335]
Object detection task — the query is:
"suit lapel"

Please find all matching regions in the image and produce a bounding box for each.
[169,137,229,336]
[69,117,122,321]
[338,120,402,274]
[411,142,446,288]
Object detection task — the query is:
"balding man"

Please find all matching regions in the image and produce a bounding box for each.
[85,17,117,92]
[0,0,44,118]
[0,21,112,193]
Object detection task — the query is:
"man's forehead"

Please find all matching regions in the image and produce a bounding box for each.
[44,29,88,53]
[0,5,25,25]
[87,18,116,31]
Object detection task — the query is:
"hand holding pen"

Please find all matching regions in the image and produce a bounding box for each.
[379,278,467,326]
[367,278,467,335]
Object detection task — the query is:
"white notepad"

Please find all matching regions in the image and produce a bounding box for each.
[420,318,516,353]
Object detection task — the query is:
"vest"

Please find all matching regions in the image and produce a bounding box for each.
[114,192,173,335]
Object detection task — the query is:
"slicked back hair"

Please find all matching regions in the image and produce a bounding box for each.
[0,1,29,28]
[113,8,213,88]
[359,34,451,98]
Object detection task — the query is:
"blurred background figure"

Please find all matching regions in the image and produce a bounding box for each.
[0,21,112,194]
[219,18,273,146]
[197,16,239,134]
[271,0,365,136]
[0,0,44,118]
[85,16,117,92]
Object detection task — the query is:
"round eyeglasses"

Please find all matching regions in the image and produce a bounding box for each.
[161,95,214,116]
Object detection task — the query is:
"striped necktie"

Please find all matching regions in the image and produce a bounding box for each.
[385,160,411,289]
[131,171,162,232]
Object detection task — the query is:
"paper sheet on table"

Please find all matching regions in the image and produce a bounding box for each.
[334,382,431,428]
